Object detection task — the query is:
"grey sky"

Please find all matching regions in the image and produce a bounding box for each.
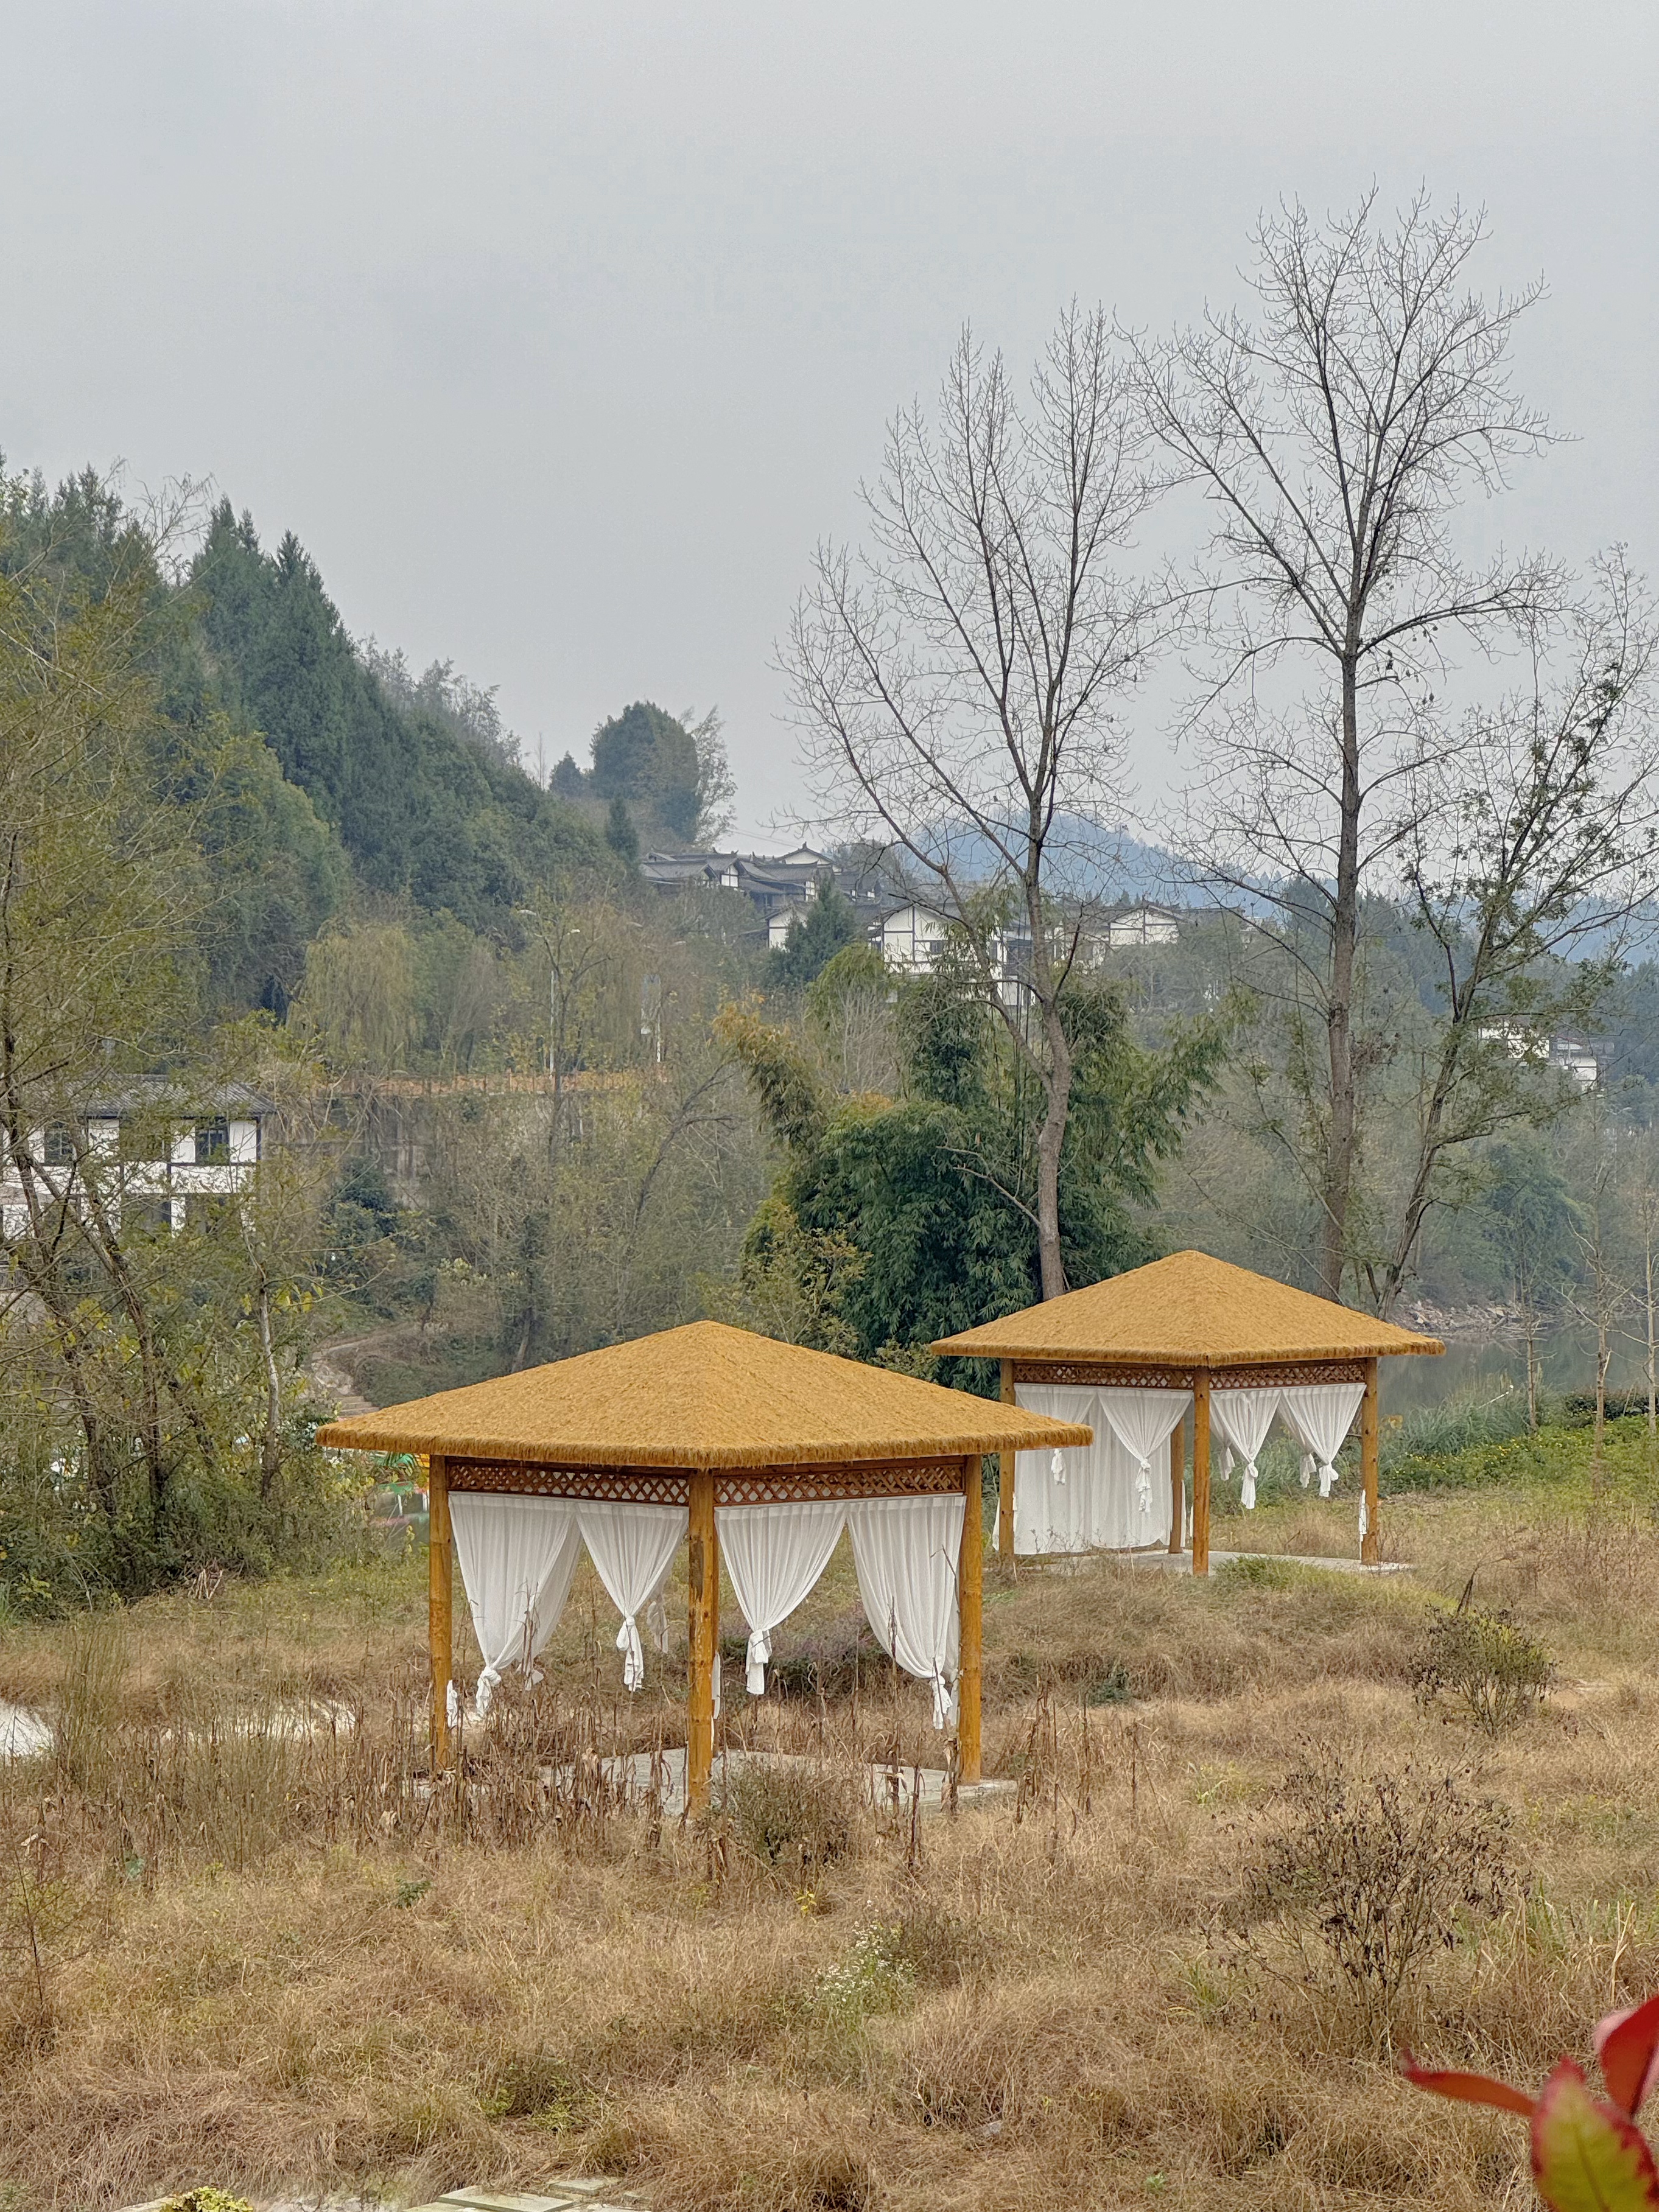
[4,2,1654,841]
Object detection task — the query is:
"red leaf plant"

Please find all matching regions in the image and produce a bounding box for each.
[1403,1993,1659,2208]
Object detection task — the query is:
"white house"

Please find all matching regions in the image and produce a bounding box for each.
[878,903,951,974]
[1106,903,1182,948]
[0,1079,272,1241]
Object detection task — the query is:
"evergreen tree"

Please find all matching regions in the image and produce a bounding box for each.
[769,879,862,987]
[591,701,701,844]
[606,795,640,867]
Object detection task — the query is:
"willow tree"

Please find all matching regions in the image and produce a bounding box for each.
[787,309,1159,1298]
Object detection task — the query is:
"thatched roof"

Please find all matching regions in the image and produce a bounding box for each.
[315,1320,1093,1469]
[930,1251,1444,1366]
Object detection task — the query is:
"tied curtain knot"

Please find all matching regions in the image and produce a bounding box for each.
[930,1667,956,1732]
[1050,1447,1066,1482]
[616,1613,646,1693]
[746,1626,772,1696]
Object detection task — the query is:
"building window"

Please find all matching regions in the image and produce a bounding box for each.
[194,1118,231,1164]
[43,1123,78,1167]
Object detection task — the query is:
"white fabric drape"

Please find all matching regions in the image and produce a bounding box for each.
[1097,1388,1192,1515]
[576,1501,687,1692]
[449,1493,583,1717]
[847,1494,965,1729]
[1012,1384,1180,1552]
[1211,1388,1281,1512]
[1011,1384,1100,1552]
[1278,1383,1366,1499]
[717,1500,846,1694]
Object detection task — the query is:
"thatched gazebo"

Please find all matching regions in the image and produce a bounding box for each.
[316,1320,1090,1808]
[931,1251,1443,1575]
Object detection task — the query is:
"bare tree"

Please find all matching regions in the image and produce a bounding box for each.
[1373,556,1658,1311]
[1131,191,1556,1299]
[787,310,1158,1296]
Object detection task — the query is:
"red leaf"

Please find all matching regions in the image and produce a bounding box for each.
[1531,2059,1659,2212]
[1598,1997,1659,2118]
[1400,2054,1535,2118]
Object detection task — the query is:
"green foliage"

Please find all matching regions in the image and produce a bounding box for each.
[590,699,702,842]
[1383,1412,1657,1498]
[721,957,1222,1365]
[1414,1603,1554,1735]
[191,502,603,933]
[158,2193,256,2212]
[605,793,640,867]
[723,1761,858,1876]
[770,880,863,987]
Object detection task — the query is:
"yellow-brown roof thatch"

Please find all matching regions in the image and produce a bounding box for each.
[930,1250,1444,1367]
[315,1319,1093,1469]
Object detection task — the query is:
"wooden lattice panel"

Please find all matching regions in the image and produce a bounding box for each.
[445,1460,692,1506]
[1208,1360,1367,1389]
[1012,1358,1367,1391]
[441,1456,968,1505]
[715,1459,967,1505]
[1014,1361,1196,1390]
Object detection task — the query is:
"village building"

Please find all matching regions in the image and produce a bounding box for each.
[0,1078,273,1241]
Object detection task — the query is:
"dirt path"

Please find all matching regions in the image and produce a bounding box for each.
[307,1326,410,1416]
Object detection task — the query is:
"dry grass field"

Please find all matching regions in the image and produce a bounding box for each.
[6,1428,1659,2211]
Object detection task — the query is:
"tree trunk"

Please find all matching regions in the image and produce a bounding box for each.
[1320,651,1363,1303]
[257,1272,283,1502]
[1034,932,1075,1302]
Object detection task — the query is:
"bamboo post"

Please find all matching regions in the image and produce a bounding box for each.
[1168,1417,1185,1555]
[958,1451,983,1783]
[686,1468,719,1814]
[1191,1371,1212,1577]
[1360,1356,1381,1566]
[428,1452,454,1771]
[997,1358,1015,1564]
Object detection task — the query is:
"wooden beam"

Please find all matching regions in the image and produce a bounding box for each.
[1168,1418,1185,1554]
[997,1359,1015,1565]
[958,1451,983,1784]
[1191,1371,1212,1576]
[428,1452,454,1771]
[686,1469,718,1815]
[1360,1356,1380,1566]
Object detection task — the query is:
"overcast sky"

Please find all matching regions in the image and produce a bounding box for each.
[3,2,1654,841]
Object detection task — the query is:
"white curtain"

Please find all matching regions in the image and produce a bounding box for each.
[717,1500,846,1693]
[847,1494,966,1729]
[1278,1383,1366,1500]
[1011,1384,1101,1554]
[1097,1388,1192,1516]
[1013,1384,1181,1552]
[1211,1388,1281,1511]
[577,1501,687,1692]
[449,1493,583,1717]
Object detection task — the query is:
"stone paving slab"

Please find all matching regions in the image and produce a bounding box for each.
[583,1744,1014,1821]
[123,2182,645,2212]
[1129,1548,1413,1576]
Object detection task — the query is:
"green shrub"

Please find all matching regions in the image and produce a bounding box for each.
[723,1759,857,1875]
[1414,1603,1553,1735]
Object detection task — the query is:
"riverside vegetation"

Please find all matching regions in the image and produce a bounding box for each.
[5,1419,1659,2208]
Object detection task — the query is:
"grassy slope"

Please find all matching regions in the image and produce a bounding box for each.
[4,1424,1659,2208]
